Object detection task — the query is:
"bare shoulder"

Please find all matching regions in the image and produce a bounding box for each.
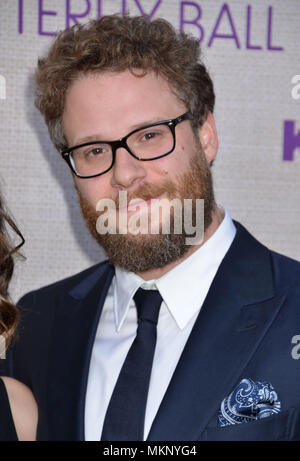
[0,376,38,441]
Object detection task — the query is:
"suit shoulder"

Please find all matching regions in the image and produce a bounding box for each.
[18,260,110,305]
[270,250,300,292]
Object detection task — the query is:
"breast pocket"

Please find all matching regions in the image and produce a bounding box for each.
[200,407,300,441]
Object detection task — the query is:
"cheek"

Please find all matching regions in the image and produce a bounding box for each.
[153,143,190,175]
[74,176,111,207]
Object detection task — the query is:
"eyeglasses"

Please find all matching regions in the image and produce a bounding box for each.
[61,111,192,179]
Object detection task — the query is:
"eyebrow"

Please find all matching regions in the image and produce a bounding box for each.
[74,116,172,145]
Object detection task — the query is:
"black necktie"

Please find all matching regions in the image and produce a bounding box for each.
[101,287,163,441]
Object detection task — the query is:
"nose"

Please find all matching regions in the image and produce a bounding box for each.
[111,147,147,189]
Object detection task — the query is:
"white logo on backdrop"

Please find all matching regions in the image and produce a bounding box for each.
[291,75,300,100]
[0,75,6,100]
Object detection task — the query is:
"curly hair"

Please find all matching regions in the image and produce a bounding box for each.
[35,14,215,151]
[0,192,24,349]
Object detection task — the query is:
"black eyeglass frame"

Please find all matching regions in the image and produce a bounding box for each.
[61,111,192,179]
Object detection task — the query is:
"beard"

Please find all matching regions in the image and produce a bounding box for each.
[77,141,215,273]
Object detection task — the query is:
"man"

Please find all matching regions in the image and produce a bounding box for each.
[5,15,300,441]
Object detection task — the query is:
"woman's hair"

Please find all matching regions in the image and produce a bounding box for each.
[0,191,24,348]
[35,14,215,151]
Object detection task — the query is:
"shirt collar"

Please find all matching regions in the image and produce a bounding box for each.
[114,207,236,331]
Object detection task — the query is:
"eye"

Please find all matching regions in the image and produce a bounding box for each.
[82,145,109,157]
[140,131,161,142]
[89,147,104,155]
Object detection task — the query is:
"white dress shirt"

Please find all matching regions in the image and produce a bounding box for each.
[84,207,236,440]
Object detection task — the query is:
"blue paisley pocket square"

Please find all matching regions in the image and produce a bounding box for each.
[218,378,281,427]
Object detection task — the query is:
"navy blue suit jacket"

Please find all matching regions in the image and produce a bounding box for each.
[2,222,300,440]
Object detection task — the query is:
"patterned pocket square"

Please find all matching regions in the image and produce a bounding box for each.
[218,378,281,427]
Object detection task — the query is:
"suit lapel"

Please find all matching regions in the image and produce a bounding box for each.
[148,222,286,441]
[45,262,115,441]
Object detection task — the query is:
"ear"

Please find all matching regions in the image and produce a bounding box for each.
[197,112,218,164]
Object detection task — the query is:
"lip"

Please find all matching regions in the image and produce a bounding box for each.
[118,196,161,213]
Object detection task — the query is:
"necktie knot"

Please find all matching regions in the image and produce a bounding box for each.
[133,288,163,325]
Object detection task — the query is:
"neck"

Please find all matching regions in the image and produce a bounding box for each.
[136,205,224,281]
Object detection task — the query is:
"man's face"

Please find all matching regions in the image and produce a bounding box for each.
[62,70,217,272]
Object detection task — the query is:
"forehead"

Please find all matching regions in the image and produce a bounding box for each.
[62,70,186,142]
[67,69,176,100]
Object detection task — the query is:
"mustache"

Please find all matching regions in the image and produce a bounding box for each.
[112,180,178,209]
